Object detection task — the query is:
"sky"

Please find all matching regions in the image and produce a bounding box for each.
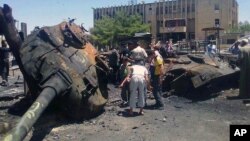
[0,0,249,34]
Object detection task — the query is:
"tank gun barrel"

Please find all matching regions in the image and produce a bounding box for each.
[3,87,56,141]
[3,70,72,141]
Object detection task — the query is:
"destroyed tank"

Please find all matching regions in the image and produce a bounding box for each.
[162,54,240,98]
[1,4,109,141]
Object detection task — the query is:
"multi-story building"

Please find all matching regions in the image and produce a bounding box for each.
[93,0,238,42]
[20,22,28,39]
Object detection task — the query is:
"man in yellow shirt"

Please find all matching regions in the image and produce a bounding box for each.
[150,50,164,109]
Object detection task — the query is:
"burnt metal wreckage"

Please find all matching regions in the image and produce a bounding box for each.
[1,4,110,141]
[161,50,240,99]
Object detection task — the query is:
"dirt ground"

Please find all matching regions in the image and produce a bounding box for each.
[0,70,250,141]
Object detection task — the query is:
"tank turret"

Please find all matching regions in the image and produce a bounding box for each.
[1,4,109,141]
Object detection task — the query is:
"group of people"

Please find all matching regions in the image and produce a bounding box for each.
[111,37,250,116]
[0,40,10,86]
[101,40,174,84]
[153,40,175,58]
[115,40,172,116]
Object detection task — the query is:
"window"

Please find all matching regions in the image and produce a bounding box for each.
[156,7,159,15]
[177,19,186,26]
[177,6,181,13]
[160,21,163,27]
[192,4,195,12]
[165,6,168,14]
[166,20,176,27]
[173,6,176,11]
[96,12,100,19]
[214,3,220,10]
[165,19,186,27]
[160,7,163,14]
[215,19,220,27]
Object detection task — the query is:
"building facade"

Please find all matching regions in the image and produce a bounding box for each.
[93,0,238,42]
[20,22,28,38]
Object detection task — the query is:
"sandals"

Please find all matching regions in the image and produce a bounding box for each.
[138,111,144,115]
[126,109,144,116]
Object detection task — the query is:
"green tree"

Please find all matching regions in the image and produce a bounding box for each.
[91,16,115,46]
[240,21,250,32]
[91,11,150,48]
[227,20,250,33]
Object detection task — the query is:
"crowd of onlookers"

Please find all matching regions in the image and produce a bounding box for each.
[101,37,250,116]
[100,40,174,116]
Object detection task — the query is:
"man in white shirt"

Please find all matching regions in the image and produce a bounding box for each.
[129,43,148,65]
[211,42,217,55]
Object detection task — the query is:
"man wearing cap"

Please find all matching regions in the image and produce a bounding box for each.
[238,38,250,98]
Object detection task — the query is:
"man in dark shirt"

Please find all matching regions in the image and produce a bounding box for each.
[0,40,10,86]
[120,45,130,61]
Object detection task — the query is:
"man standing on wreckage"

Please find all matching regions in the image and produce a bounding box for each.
[0,4,110,141]
[238,38,250,98]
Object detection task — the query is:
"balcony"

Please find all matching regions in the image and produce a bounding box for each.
[159,26,187,33]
